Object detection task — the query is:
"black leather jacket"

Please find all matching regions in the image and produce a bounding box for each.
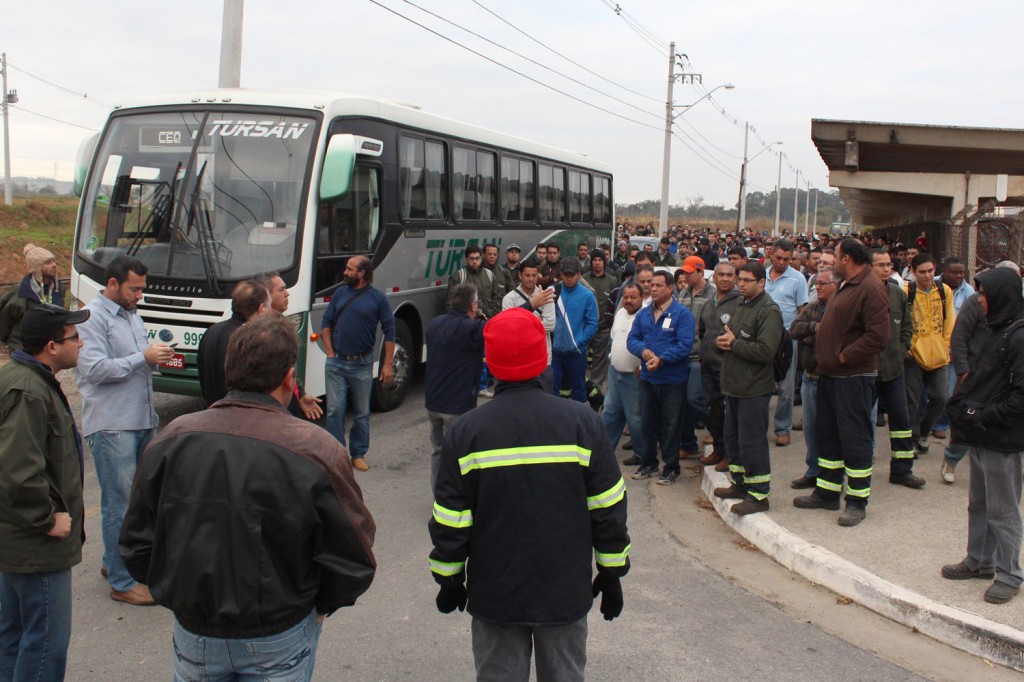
[121,392,376,637]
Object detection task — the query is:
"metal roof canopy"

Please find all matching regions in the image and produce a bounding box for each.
[811,119,1024,227]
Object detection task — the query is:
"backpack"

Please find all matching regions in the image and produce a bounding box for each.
[773,326,794,383]
[457,267,493,286]
[907,281,947,321]
[757,304,793,383]
[0,285,16,314]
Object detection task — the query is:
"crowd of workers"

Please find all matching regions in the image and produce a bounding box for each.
[1,220,1023,679]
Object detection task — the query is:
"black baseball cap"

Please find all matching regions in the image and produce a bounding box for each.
[21,304,90,347]
[560,257,581,275]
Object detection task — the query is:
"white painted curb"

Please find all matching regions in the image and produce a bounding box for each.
[701,468,1024,672]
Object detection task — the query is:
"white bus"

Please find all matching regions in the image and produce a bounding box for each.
[71,89,614,410]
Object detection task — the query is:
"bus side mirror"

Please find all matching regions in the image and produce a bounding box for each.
[73,133,100,197]
[319,135,357,201]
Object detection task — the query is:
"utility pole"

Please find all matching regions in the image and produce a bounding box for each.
[804,180,811,234]
[773,151,783,237]
[737,122,749,231]
[792,169,800,235]
[219,0,244,88]
[2,52,13,206]
[658,41,675,235]
[812,187,819,233]
[659,45,732,235]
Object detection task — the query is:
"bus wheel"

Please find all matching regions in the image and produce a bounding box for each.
[371,319,413,412]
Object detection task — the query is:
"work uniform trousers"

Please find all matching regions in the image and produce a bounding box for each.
[724,394,771,501]
[588,329,611,389]
[963,448,1024,588]
[814,375,876,508]
[701,365,725,457]
[875,374,915,477]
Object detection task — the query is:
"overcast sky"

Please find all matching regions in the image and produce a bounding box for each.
[4,0,1023,207]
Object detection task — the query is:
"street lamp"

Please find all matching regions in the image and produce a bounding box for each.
[773,151,784,236]
[792,168,801,235]
[736,124,781,231]
[658,41,734,233]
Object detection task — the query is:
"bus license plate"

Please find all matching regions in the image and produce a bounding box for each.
[160,353,186,370]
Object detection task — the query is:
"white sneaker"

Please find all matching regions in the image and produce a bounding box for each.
[478,389,494,399]
[941,460,956,484]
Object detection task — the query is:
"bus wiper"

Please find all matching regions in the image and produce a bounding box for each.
[124,167,179,257]
[184,161,224,296]
[166,113,208,278]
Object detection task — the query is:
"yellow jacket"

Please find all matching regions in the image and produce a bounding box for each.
[904,282,955,371]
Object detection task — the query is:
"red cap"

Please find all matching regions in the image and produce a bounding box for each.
[484,308,548,382]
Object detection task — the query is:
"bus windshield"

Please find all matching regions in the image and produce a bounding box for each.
[77,110,317,287]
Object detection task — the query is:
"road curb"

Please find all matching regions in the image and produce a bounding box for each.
[699,467,1024,672]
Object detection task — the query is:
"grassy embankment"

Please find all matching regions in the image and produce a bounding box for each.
[0,196,79,283]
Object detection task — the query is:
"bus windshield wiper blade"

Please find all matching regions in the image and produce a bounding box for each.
[186,161,223,295]
[125,171,177,257]
[167,114,208,277]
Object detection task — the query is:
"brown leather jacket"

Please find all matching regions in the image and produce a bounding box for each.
[815,267,890,377]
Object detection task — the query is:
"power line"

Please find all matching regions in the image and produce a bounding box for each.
[7,61,112,108]
[9,104,100,132]
[598,0,665,57]
[472,0,662,103]
[601,1,667,47]
[677,116,742,160]
[369,0,663,132]
[670,131,741,184]
[395,0,660,121]
[670,116,746,178]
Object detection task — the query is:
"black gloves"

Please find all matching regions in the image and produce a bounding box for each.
[436,584,467,614]
[591,574,623,621]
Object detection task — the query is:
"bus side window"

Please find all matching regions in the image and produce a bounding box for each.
[315,166,380,292]
[400,136,447,221]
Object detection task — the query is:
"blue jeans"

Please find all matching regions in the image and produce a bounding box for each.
[774,340,799,435]
[172,609,321,682]
[552,351,587,403]
[931,363,957,432]
[945,442,970,465]
[325,355,373,459]
[677,359,705,452]
[640,381,686,473]
[801,374,820,479]
[602,367,645,456]
[0,570,72,682]
[87,428,155,591]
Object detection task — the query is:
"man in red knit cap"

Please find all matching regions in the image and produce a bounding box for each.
[429,307,630,681]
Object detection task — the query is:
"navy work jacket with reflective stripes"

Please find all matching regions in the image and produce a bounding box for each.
[428,380,630,626]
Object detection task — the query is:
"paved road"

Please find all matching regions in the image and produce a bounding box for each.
[36,362,998,680]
